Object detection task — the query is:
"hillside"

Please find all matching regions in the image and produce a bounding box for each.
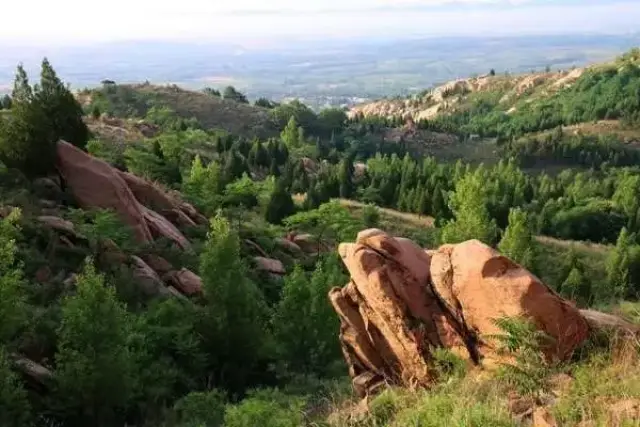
[349,67,586,122]
[78,83,277,138]
[1,54,640,427]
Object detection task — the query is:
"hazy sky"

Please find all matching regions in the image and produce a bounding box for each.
[2,0,639,45]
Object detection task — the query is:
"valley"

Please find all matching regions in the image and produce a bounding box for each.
[0,46,639,426]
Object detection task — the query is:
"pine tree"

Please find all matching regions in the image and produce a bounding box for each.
[273,266,313,372]
[606,227,633,299]
[416,191,429,216]
[183,156,222,215]
[273,256,344,375]
[304,183,321,210]
[0,65,55,176]
[441,171,498,245]
[54,261,134,425]
[498,208,536,270]
[560,266,591,307]
[265,179,296,224]
[281,117,301,148]
[36,58,89,150]
[269,158,280,177]
[199,213,267,391]
[431,182,445,219]
[338,153,355,199]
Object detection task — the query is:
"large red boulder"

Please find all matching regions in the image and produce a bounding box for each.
[56,141,153,243]
[330,229,591,396]
[431,240,590,363]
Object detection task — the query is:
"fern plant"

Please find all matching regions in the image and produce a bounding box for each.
[490,317,555,400]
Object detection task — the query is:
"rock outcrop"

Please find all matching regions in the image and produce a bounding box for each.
[56,141,153,243]
[165,268,203,296]
[330,229,591,397]
[55,141,212,298]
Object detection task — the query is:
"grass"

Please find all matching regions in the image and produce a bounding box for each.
[320,314,640,427]
[132,84,276,138]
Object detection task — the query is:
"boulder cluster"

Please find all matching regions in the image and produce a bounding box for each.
[330,229,593,397]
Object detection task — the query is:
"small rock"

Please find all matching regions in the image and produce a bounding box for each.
[142,254,174,276]
[99,239,128,266]
[292,233,319,254]
[37,216,79,237]
[275,237,303,255]
[254,256,286,275]
[32,177,62,199]
[131,256,171,297]
[38,199,58,209]
[165,269,203,296]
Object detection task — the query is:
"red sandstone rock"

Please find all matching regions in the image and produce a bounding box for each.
[56,141,153,243]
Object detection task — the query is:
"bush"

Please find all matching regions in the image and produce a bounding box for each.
[173,389,227,427]
[0,349,31,427]
[223,389,305,427]
[0,61,89,177]
[362,204,381,228]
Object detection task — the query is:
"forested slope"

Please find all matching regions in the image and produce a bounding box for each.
[0,52,639,426]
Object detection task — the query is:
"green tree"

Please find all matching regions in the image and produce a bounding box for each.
[284,201,360,244]
[605,227,633,299]
[91,104,101,120]
[498,208,536,270]
[431,182,446,220]
[222,86,248,104]
[0,65,55,176]
[183,155,223,215]
[0,94,12,110]
[254,97,277,109]
[280,116,302,148]
[53,261,134,425]
[265,179,296,224]
[441,170,498,245]
[362,204,381,228]
[0,349,31,427]
[128,299,206,416]
[0,208,28,344]
[0,209,31,427]
[560,266,591,307]
[338,153,355,199]
[172,389,227,427]
[203,87,221,97]
[307,255,345,373]
[273,266,313,372]
[318,108,347,136]
[36,58,89,150]
[198,214,267,392]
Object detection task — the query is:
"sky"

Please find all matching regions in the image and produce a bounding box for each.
[1,0,639,45]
